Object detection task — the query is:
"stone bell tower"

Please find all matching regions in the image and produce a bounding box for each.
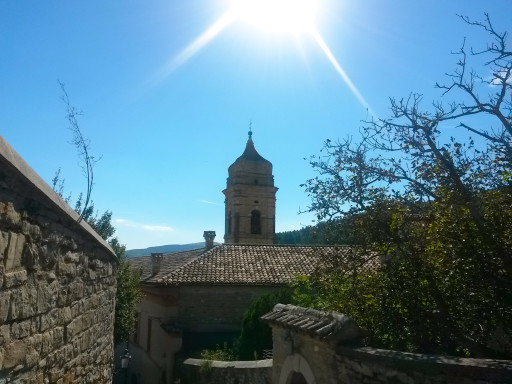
[223,129,278,244]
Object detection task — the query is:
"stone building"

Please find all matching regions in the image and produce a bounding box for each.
[126,133,366,383]
[0,135,118,383]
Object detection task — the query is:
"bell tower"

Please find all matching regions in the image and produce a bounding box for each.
[223,130,277,244]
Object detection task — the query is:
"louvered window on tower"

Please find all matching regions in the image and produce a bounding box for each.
[251,210,261,234]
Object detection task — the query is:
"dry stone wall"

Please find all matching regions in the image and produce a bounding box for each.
[0,136,117,383]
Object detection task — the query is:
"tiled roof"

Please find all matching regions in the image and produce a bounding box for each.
[261,304,366,343]
[154,244,375,286]
[127,247,206,283]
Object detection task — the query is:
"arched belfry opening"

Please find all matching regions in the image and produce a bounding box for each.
[251,210,261,234]
[223,129,278,244]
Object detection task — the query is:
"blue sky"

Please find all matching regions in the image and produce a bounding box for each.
[1,1,510,249]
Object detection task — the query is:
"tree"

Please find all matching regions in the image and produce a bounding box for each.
[235,291,292,360]
[300,14,511,358]
[80,206,143,345]
[53,85,142,346]
[59,81,100,222]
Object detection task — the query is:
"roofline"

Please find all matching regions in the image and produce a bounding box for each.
[128,246,208,259]
[220,243,355,248]
[141,281,292,288]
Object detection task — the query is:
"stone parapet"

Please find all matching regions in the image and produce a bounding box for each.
[0,135,117,383]
[180,358,272,384]
[264,304,512,384]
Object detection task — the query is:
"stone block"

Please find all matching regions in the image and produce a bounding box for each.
[3,269,27,288]
[0,230,8,261]
[22,242,39,270]
[69,281,84,302]
[53,327,64,348]
[58,261,76,278]
[59,306,72,325]
[0,291,10,323]
[25,348,40,368]
[0,202,21,227]
[2,339,27,369]
[0,324,10,345]
[5,232,25,271]
[11,318,32,339]
[38,357,47,368]
[39,243,57,269]
[58,286,69,307]
[40,308,60,332]
[49,367,63,383]
[27,372,44,384]
[62,371,75,384]
[21,220,41,240]
[64,251,79,263]
[9,284,37,320]
[36,280,58,314]
[66,315,84,339]
[41,331,53,355]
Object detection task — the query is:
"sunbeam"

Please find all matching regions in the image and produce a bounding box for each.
[151,11,235,85]
[310,28,376,118]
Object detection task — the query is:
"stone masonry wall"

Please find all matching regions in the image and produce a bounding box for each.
[271,327,512,384]
[0,136,117,383]
[180,358,272,384]
[335,346,512,384]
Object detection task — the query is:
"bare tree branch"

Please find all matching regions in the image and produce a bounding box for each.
[58,81,101,222]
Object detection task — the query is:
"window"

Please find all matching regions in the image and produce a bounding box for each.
[228,211,232,235]
[251,210,261,234]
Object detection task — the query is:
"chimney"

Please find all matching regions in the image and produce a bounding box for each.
[203,231,216,250]
[151,252,163,275]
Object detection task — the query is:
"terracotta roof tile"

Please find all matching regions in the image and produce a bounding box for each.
[155,244,376,286]
[127,248,206,283]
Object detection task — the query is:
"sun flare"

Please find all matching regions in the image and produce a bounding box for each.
[155,0,374,116]
[229,0,319,34]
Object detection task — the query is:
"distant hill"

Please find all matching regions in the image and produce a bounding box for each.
[125,242,216,258]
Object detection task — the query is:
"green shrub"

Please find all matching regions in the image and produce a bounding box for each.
[200,343,235,361]
[235,291,293,360]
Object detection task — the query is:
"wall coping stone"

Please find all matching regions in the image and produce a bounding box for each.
[0,134,116,261]
[261,304,367,343]
[337,346,512,379]
[183,358,273,369]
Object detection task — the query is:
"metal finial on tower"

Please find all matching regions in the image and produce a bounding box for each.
[248,120,253,139]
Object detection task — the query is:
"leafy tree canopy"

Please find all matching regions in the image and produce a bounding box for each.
[298,14,511,358]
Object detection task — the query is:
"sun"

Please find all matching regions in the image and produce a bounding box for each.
[157,0,374,116]
[229,0,319,34]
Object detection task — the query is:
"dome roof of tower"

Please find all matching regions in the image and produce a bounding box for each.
[228,138,272,175]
